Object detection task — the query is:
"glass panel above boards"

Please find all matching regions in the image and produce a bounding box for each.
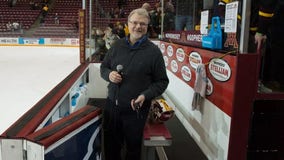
[160,0,253,53]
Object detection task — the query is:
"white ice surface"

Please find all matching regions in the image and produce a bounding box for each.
[0,46,80,134]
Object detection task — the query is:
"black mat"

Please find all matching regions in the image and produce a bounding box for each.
[164,116,208,160]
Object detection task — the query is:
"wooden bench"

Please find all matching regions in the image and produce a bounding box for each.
[143,121,172,160]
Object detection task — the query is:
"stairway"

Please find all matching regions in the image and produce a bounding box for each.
[23,0,57,37]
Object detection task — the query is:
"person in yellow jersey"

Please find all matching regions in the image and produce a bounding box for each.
[124,23,129,37]
[255,0,284,91]
[42,4,48,18]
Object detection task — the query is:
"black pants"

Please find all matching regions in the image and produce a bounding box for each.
[262,23,284,84]
[102,98,150,160]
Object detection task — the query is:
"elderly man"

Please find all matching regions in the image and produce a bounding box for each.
[100,8,169,160]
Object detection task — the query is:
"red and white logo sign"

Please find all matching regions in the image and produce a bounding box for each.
[181,66,191,82]
[160,43,166,53]
[209,58,231,82]
[189,51,202,69]
[167,45,174,57]
[71,39,79,45]
[163,56,169,67]
[176,48,185,62]
[170,60,178,73]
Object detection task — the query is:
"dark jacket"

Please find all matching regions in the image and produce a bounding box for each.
[258,0,284,34]
[176,0,194,16]
[100,37,169,108]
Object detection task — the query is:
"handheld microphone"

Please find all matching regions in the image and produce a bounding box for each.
[116,64,123,75]
[115,64,123,106]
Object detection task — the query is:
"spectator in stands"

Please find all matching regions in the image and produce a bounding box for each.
[99,8,106,18]
[73,17,79,32]
[100,8,169,160]
[141,3,158,38]
[33,2,39,10]
[42,4,48,18]
[163,0,175,31]
[29,0,35,9]
[54,13,60,24]
[119,6,126,18]
[114,7,120,18]
[124,23,129,37]
[107,23,115,33]
[116,22,126,38]
[141,2,151,12]
[104,10,111,19]
[150,2,162,37]
[109,8,115,18]
[94,28,107,62]
[104,26,120,50]
[6,21,12,31]
[12,21,20,31]
[175,0,195,31]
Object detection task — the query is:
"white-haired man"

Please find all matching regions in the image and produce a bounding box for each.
[100,8,169,160]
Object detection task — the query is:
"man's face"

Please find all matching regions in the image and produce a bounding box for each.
[128,13,149,41]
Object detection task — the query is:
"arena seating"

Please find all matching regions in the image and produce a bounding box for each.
[30,0,81,38]
[0,0,157,38]
[93,0,156,29]
[33,25,78,38]
[0,0,41,37]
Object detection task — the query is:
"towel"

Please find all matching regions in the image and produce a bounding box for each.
[192,64,207,110]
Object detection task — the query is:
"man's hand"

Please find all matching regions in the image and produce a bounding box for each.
[255,32,267,50]
[109,71,122,84]
[131,95,145,110]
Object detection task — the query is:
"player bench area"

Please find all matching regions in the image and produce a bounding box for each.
[88,98,174,160]
[143,120,172,160]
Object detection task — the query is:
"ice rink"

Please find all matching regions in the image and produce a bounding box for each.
[0,46,80,133]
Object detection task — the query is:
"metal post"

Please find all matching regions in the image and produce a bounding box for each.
[82,0,85,9]
[239,0,251,53]
[89,0,93,61]
[160,0,164,39]
[193,0,196,29]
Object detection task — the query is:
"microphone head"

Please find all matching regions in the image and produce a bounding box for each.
[116,64,123,73]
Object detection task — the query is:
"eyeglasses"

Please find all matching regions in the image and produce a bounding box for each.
[128,20,148,27]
